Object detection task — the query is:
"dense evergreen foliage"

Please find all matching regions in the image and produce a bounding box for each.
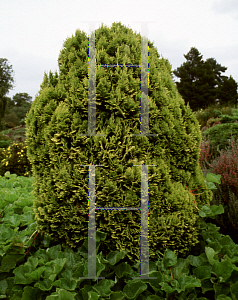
[24,22,213,263]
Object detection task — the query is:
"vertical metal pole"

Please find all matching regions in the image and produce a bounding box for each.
[77,21,157,280]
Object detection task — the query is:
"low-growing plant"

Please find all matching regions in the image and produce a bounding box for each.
[3,171,238,299]
[199,134,219,171]
[232,108,238,117]
[193,106,220,129]
[1,109,238,298]
[204,135,238,204]
[0,125,27,141]
[0,133,13,153]
[220,188,238,244]
[0,140,12,151]
[0,140,33,178]
[5,121,16,129]
[194,104,235,129]
[0,133,11,141]
[0,128,16,136]
[199,131,238,246]
[206,117,222,129]
[201,122,238,158]
[219,106,236,116]
[0,120,8,131]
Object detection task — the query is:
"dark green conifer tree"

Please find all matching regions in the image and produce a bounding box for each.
[173,47,234,111]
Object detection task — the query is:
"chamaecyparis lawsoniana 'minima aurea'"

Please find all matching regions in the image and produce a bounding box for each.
[25,22,213,265]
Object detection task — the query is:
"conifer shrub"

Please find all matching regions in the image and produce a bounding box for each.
[219,114,238,124]
[24,22,213,263]
[206,117,222,128]
[194,105,234,129]
[5,121,16,129]
[194,106,221,128]
[202,122,238,157]
[198,105,238,158]
[219,106,235,116]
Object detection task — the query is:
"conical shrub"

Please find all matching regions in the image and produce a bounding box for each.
[25,22,213,263]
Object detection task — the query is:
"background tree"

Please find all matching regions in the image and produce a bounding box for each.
[3,92,33,127]
[0,58,15,130]
[172,47,205,111]
[12,92,32,107]
[172,47,236,112]
[3,110,19,127]
[1,70,57,130]
[216,75,238,108]
[196,58,219,108]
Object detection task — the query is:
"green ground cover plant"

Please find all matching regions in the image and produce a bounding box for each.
[198,125,238,246]
[1,171,238,299]
[1,103,238,299]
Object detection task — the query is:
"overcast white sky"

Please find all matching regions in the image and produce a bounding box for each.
[1,0,238,103]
